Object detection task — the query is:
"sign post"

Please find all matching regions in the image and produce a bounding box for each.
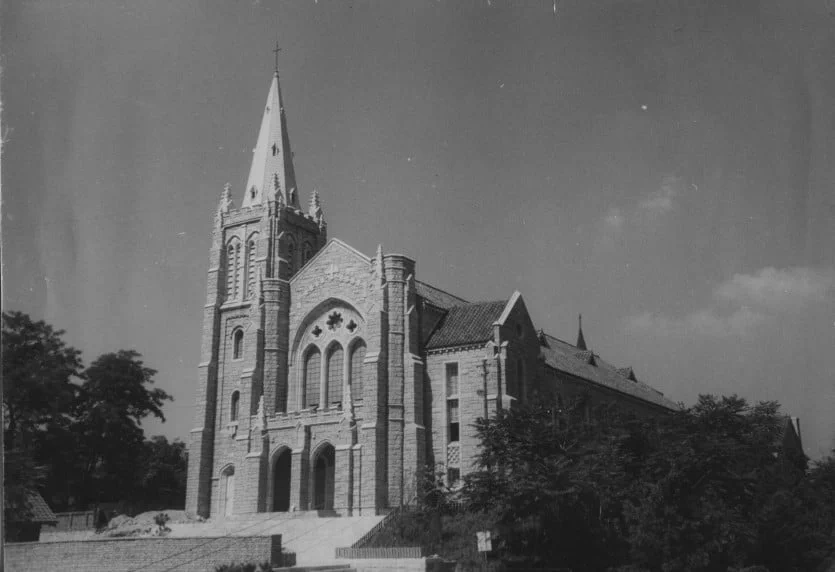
[476,530,492,562]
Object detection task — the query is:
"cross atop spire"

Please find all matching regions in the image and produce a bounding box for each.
[272,41,281,76]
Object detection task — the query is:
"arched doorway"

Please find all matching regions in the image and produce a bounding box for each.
[312,444,335,511]
[272,449,292,512]
[222,466,235,517]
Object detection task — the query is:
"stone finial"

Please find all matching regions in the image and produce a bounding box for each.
[218,183,233,215]
[576,313,587,351]
[308,189,326,229]
[308,189,321,216]
[374,244,384,288]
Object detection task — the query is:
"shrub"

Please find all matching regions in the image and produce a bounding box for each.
[213,562,270,572]
[153,512,170,535]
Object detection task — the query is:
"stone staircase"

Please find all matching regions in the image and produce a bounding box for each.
[167,512,386,567]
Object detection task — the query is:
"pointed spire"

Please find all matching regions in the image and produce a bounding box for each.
[576,314,587,350]
[241,63,300,209]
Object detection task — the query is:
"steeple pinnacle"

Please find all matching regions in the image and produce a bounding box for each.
[241,57,300,209]
[576,314,587,350]
[308,189,325,228]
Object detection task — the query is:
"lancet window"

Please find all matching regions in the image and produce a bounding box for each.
[327,344,344,406]
[246,236,258,299]
[349,341,366,402]
[303,346,321,408]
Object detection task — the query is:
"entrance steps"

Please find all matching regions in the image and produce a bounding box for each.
[166,512,386,567]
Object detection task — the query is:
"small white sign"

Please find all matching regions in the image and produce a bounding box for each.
[476,531,492,552]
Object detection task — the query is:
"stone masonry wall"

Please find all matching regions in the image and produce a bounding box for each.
[5,535,283,572]
[425,345,496,479]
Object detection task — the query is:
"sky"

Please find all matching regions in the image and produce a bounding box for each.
[3,0,834,458]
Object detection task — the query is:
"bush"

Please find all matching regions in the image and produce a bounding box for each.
[213,562,271,572]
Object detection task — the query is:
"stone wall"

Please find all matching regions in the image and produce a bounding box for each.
[5,535,282,572]
[425,345,497,480]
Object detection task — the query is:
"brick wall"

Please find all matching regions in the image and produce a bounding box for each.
[5,534,282,572]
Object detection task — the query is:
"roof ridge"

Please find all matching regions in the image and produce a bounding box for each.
[414,280,469,305]
[449,298,507,308]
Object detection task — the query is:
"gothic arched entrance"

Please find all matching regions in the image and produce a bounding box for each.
[272,449,292,512]
[312,443,335,511]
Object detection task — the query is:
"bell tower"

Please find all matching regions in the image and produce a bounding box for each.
[186,52,326,517]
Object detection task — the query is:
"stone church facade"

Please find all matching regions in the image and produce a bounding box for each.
[185,69,677,519]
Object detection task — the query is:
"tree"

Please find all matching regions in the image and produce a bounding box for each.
[464,393,831,571]
[73,350,171,507]
[2,311,83,450]
[463,398,622,570]
[135,436,188,511]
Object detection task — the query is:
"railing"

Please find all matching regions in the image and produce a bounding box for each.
[336,546,424,559]
[351,506,403,549]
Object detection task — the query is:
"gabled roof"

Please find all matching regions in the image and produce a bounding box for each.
[425,300,507,350]
[415,280,469,309]
[5,491,58,524]
[540,333,679,411]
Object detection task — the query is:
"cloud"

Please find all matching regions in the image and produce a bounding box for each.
[603,207,625,232]
[626,266,835,338]
[715,266,835,312]
[627,307,766,338]
[598,175,687,236]
[639,174,685,216]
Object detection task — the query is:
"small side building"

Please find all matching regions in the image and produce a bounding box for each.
[5,491,58,542]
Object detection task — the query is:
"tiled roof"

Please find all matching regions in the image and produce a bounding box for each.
[425,300,507,350]
[617,367,637,381]
[5,491,58,524]
[540,333,679,411]
[415,280,469,309]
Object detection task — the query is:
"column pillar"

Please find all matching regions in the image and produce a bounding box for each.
[334,444,353,515]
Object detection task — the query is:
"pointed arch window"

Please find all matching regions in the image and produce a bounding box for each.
[233,329,244,360]
[226,244,236,299]
[226,240,242,299]
[230,391,240,422]
[349,341,366,402]
[327,344,344,407]
[304,346,321,408]
[246,238,257,299]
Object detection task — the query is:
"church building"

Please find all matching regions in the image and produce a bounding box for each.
[185,65,678,519]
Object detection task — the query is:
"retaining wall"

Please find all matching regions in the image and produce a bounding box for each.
[5,534,282,572]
